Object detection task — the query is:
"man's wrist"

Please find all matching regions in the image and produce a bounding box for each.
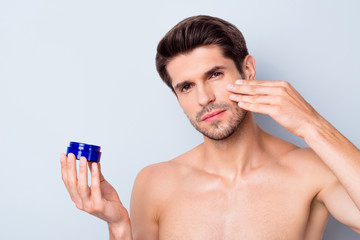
[303,114,343,148]
[108,219,133,240]
[302,113,329,142]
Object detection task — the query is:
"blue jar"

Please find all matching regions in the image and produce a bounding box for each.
[66,141,101,162]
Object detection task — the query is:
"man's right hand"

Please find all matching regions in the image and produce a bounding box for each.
[60,153,132,239]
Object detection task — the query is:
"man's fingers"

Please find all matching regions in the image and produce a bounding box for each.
[66,153,78,184]
[233,79,289,87]
[227,79,292,97]
[90,162,103,203]
[237,101,279,116]
[60,153,68,183]
[89,162,105,182]
[230,94,283,105]
[98,163,105,182]
[227,83,284,96]
[78,157,90,205]
[65,153,82,207]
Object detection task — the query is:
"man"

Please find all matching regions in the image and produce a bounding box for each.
[60,15,360,239]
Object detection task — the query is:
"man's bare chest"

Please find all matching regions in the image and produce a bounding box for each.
[158,168,319,240]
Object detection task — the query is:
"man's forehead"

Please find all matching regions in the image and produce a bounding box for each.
[167,45,233,85]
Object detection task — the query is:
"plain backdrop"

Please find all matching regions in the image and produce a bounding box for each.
[0,0,359,239]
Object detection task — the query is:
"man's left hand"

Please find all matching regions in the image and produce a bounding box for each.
[227,79,322,139]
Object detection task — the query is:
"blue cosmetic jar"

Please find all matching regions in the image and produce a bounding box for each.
[66,141,101,162]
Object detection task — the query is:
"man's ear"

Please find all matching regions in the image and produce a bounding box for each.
[242,55,256,80]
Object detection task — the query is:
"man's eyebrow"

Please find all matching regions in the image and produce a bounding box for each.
[173,65,227,92]
[174,80,192,92]
[203,65,227,77]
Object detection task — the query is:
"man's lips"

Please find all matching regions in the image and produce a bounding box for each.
[201,110,226,122]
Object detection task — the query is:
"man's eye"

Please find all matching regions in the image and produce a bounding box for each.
[181,84,192,92]
[211,72,223,78]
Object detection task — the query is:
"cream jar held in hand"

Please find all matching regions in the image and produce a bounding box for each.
[66,141,101,162]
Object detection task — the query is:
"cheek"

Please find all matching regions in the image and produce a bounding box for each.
[213,82,232,102]
[178,99,197,117]
[211,75,237,97]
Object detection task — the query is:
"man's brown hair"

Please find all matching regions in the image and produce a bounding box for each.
[155,15,249,92]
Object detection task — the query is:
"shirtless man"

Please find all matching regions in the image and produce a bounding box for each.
[60,15,360,239]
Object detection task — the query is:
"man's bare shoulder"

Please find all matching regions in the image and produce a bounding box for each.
[130,160,182,221]
[281,147,332,172]
[133,146,200,197]
[278,146,338,190]
[136,147,200,183]
[264,133,332,172]
[261,133,337,191]
[135,161,180,186]
[131,148,200,221]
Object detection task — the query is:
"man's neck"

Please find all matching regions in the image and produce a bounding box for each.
[199,113,269,180]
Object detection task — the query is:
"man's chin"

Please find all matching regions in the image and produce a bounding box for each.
[202,128,238,141]
[194,123,239,141]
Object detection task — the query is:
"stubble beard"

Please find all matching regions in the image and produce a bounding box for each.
[187,102,248,141]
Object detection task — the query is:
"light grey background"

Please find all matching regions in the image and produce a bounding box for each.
[0,0,359,239]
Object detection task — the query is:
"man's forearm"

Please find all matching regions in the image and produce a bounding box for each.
[304,116,360,210]
[108,220,133,240]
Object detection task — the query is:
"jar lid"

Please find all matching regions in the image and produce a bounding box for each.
[66,141,101,162]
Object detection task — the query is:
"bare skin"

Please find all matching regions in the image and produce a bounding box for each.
[60,45,360,240]
[131,116,332,240]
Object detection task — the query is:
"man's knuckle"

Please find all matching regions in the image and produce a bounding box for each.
[78,183,88,191]
[271,96,281,104]
[278,87,286,95]
[275,96,282,104]
[253,96,260,103]
[274,105,282,113]
[248,86,256,94]
[279,80,289,87]
[86,207,94,214]
[82,203,92,213]
[61,175,67,183]
[67,181,76,188]
[91,180,100,188]
[75,202,84,210]
[92,171,99,178]
[92,203,104,213]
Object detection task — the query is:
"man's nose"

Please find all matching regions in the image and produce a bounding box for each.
[197,85,215,106]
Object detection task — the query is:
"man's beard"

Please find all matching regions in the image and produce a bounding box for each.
[187,102,247,141]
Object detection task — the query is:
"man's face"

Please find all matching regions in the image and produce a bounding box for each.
[167,45,247,141]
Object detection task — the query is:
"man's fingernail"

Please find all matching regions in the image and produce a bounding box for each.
[235,80,243,84]
[227,84,234,89]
